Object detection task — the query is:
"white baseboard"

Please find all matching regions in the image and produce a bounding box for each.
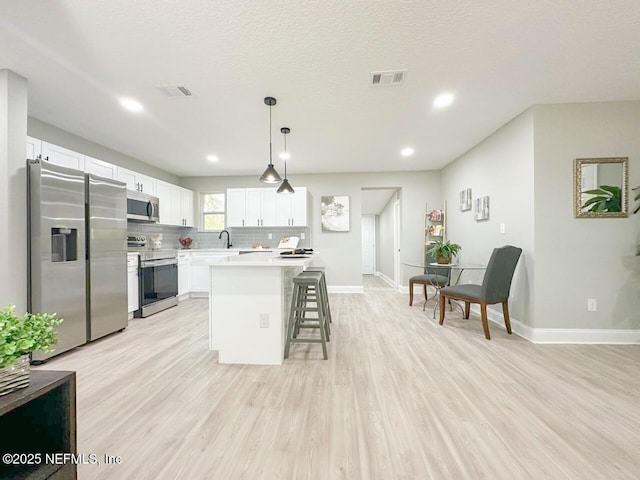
[468,305,640,344]
[189,291,209,298]
[374,271,395,288]
[328,285,364,294]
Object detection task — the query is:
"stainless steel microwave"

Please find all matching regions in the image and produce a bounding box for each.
[127,190,159,223]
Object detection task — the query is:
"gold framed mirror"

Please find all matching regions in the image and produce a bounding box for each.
[574,157,628,218]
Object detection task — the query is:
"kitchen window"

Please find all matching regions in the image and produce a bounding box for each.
[202,193,225,231]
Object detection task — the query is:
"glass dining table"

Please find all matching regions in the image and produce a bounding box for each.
[403,260,486,317]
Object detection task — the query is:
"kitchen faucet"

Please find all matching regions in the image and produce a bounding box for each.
[218,230,232,249]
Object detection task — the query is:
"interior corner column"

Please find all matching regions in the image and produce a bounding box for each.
[0,69,28,312]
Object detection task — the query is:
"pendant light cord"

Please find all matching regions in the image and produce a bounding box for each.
[269,103,273,167]
[283,132,287,177]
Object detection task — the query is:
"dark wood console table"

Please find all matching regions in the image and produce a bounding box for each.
[0,370,76,480]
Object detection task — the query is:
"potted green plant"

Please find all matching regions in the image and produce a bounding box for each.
[428,240,462,264]
[0,305,62,396]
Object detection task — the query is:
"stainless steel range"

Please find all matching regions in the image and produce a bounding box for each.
[136,249,178,317]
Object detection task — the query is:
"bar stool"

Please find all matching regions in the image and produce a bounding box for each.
[284,271,330,360]
[302,267,332,324]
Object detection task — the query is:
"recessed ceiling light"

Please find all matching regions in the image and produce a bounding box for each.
[120,98,144,113]
[279,152,290,160]
[433,93,454,109]
[206,155,219,162]
[401,147,414,157]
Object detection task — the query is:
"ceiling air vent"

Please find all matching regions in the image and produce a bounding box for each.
[154,85,193,97]
[369,70,407,87]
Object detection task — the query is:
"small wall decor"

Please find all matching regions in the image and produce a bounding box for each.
[474,195,490,221]
[459,188,472,211]
[574,157,628,218]
[321,196,350,232]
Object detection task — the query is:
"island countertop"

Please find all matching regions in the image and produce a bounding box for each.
[191,250,316,267]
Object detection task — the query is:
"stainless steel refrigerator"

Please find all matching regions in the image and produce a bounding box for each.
[28,160,128,361]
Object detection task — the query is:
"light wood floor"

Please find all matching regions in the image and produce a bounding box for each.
[39,287,640,479]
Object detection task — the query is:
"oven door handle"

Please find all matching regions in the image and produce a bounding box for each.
[141,259,177,268]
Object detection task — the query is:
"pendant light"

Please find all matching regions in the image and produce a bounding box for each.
[259,97,282,184]
[277,127,295,194]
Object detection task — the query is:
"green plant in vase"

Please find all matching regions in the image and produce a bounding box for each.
[428,240,462,264]
[0,305,62,368]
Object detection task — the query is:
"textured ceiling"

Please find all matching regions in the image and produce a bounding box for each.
[1,1,639,177]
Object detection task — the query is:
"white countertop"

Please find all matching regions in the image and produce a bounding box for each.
[191,251,316,267]
[178,248,272,253]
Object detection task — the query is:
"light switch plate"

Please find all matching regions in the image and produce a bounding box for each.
[268,233,272,239]
[499,223,506,234]
[260,313,269,328]
[300,232,306,240]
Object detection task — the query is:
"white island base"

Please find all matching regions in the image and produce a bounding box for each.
[197,252,315,365]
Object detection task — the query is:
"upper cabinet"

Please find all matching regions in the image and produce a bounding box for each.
[156,180,194,227]
[85,156,117,179]
[226,187,310,227]
[117,167,156,195]
[226,188,247,227]
[26,136,42,160]
[41,142,85,170]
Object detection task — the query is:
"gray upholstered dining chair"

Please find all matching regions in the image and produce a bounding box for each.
[438,245,522,339]
[409,252,452,311]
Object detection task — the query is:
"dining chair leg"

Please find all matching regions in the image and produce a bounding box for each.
[464,302,470,319]
[438,293,446,325]
[480,302,491,340]
[502,300,512,334]
[423,284,427,302]
[409,279,414,306]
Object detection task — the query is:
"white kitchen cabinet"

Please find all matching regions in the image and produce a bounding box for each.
[155,181,193,226]
[155,180,174,225]
[226,188,247,227]
[291,187,309,226]
[178,252,191,298]
[274,187,309,226]
[181,188,194,227]
[26,136,42,160]
[117,167,156,195]
[227,187,309,227]
[41,142,85,170]
[127,254,139,314]
[85,156,117,179]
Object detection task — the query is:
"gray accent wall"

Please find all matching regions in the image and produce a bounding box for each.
[532,101,640,330]
[28,117,179,184]
[441,109,535,326]
[442,100,640,332]
[181,171,441,287]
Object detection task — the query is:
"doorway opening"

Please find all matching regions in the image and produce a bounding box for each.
[361,187,401,292]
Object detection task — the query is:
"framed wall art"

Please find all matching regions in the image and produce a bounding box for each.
[474,195,490,221]
[459,188,472,211]
[321,196,350,232]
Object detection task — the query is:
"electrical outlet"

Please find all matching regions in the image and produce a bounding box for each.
[259,313,269,328]
[300,232,306,240]
[268,233,272,239]
[499,223,506,234]
[587,298,597,312]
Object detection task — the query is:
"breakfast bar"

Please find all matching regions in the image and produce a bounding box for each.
[192,251,316,365]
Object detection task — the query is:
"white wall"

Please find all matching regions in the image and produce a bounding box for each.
[533,101,640,330]
[0,70,28,312]
[181,171,441,288]
[28,117,179,184]
[377,193,396,280]
[441,109,535,326]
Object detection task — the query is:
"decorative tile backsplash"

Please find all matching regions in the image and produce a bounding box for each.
[127,223,311,250]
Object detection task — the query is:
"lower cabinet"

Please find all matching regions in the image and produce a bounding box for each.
[127,254,139,314]
[178,253,191,297]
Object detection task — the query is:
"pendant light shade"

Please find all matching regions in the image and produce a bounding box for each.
[277,127,295,194]
[259,97,282,184]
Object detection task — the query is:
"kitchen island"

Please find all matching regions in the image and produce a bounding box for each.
[191,251,316,365]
